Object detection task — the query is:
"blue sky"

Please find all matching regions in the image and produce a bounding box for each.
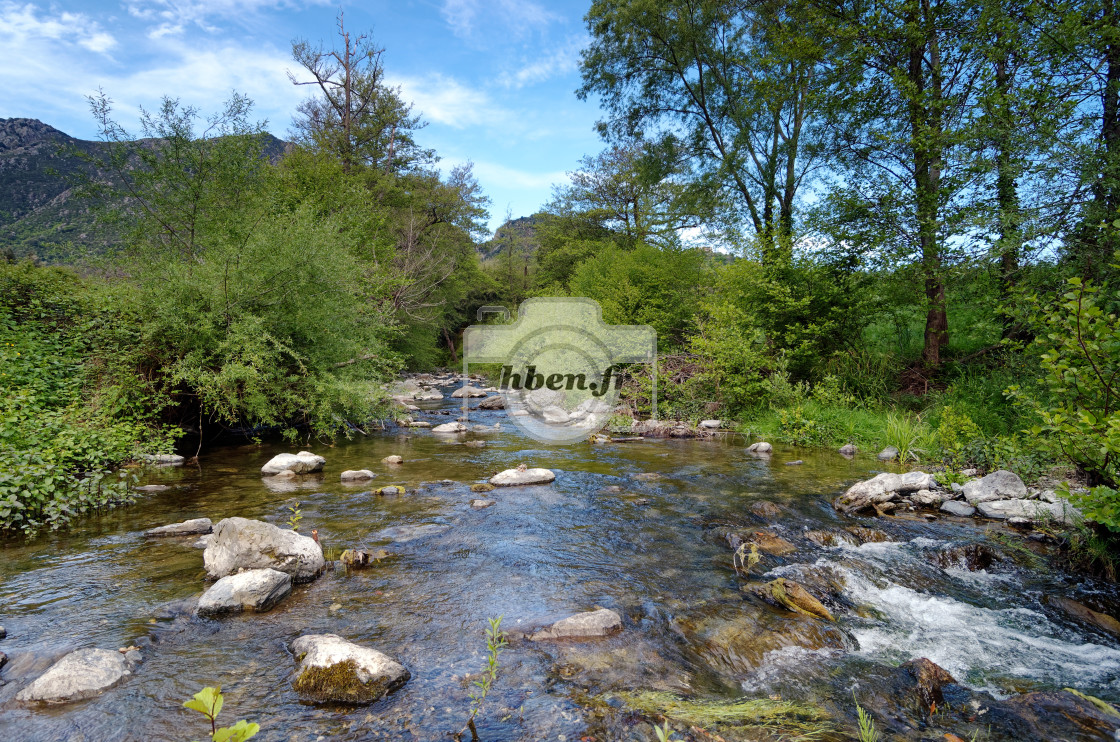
[0,0,604,233]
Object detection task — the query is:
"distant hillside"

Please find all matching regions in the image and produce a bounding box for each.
[478,215,543,263]
[0,118,289,265]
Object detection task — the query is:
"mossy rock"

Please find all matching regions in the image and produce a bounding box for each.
[294,660,387,704]
[470,483,495,493]
[748,578,834,621]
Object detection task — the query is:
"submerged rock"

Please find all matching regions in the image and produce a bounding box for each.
[530,608,622,640]
[733,531,796,556]
[839,443,857,456]
[748,578,834,621]
[747,441,773,453]
[144,517,212,538]
[470,499,496,509]
[16,648,140,704]
[961,469,1027,504]
[381,455,403,465]
[901,657,956,710]
[749,500,783,520]
[984,690,1120,740]
[375,523,449,542]
[261,451,325,476]
[197,568,291,617]
[340,469,375,481]
[805,529,858,547]
[290,634,410,704]
[1048,596,1120,637]
[930,543,997,571]
[134,484,171,492]
[470,483,495,493]
[490,467,556,486]
[204,517,324,583]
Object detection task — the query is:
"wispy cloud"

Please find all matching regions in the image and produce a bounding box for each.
[467,160,570,191]
[0,2,117,54]
[499,34,587,89]
[125,0,330,37]
[440,0,560,41]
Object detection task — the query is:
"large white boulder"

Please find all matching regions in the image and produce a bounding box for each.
[962,470,1027,504]
[897,471,934,493]
[16,648,139,704]
[261,451,326,475]
[833,472,903,514]
[431,422,468,434]
[197,568,292,617]
[530,608,622,640]
[290,634,410,704]
[203,517,324,583]
[490,467,556,486]
[977,498,1082,524]
[478,395,505,410]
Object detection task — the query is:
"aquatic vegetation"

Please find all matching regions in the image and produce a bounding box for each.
[285,502,302,531]
[733,541,760,576]
[612,690,833,739]
[854,697,879,742]
[456,615,508,741]
[293,659,384,704]
[183,685,259,741]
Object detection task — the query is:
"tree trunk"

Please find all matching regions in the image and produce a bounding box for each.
[993,42,1023,339]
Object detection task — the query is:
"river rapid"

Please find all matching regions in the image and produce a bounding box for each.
[2,384,1120,741]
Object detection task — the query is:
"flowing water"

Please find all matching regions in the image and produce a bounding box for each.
[2,388,1120,740]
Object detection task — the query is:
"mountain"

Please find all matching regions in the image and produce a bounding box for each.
[477,215,544,264]
[0,118,289,265]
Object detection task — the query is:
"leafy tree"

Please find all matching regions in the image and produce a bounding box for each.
[289,12,432,173]
[580,0,828,259]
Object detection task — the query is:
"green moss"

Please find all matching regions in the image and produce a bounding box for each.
[471,483,495,492]
[1064,688,1120,718]
[611,690,834,738]
[293,660,385,704]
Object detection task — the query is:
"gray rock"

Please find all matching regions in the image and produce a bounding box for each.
[134,484,171,492]
[431,421,468,434]
[833,473,904,514]
[490,467,556,486]
[0,625,6,640]
[699,419,721,429]
[977,498,1083,524]
[478,395,505,410]
[413,391,443,401]
[839,444,857,456]
[0,650,6,669]
[748,442,773,453]
[898,471,933,493]
[290,634,409,704]
[451,385,488,398]
[470,499,496,509]
[144,517,212,538]
[950,482,964,494]
[940,500,976,517]
[261,451,326,475]
[529,608,622,640]
[16,648,138,704]
[960,468,979,477]
[191,534,212,549]
[204,517,324,583]
[877,446,899,461]
[197,568,291,617]
[785,460,804,466]
[340,469,375,481]
[962,470,1027,504]
[911,489,944,507]
[139,453,184,465]
[1039,489,1059,504]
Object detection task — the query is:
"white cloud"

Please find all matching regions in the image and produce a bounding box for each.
[124,0,330,36]
[499,34,587,89]
[467,160,570,191]
[0,2,117,54]
[388,73,510,129]
[440,0,559,41]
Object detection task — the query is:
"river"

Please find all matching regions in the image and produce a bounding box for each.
[2,385,1119,740]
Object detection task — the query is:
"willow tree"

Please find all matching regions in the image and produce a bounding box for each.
[579,0,828,261]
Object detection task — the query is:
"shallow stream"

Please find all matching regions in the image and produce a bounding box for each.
[2,388,1120,740]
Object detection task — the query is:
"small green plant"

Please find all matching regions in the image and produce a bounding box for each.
[456,615,508,741]
[183,685,259,742]
[286,501,302,531]
[854,696,880,742]
[654,720,678,741]
[936,405,984,466]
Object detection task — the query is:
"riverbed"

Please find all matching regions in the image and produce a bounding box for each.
[2,388,1119,740]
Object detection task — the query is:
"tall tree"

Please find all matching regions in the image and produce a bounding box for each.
[288,12,432,173]
[579,0,827,260]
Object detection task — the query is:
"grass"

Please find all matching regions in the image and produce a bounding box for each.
[610,691,834,739]
[884,412,936,463]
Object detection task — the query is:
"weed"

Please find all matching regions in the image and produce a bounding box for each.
[456,615,508,741]
[653,720,677,741]
[183,685,259,742]
[854,696,879,742]
[733,541,760,576]
[286,501,302,531]
[613,691,832,739]
[884,412,935,462]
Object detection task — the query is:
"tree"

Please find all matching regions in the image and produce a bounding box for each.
[579,0,828,259]
[289,12,432,173]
